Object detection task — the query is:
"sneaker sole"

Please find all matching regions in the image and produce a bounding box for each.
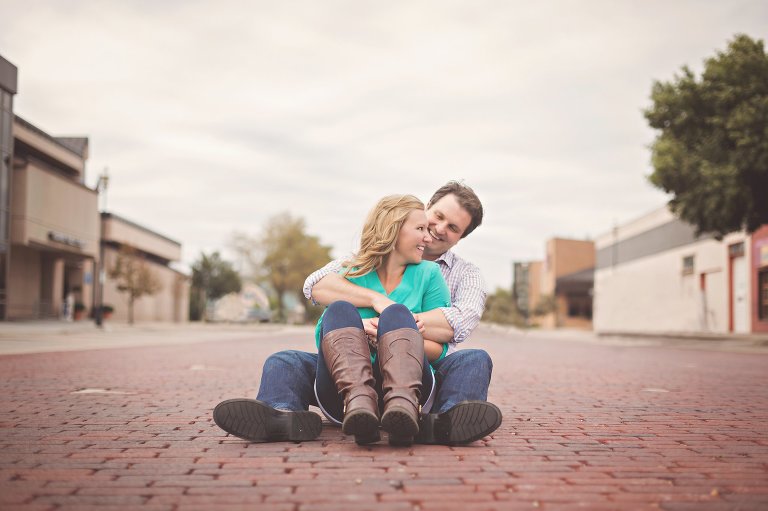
[426,401,503,445]
[213,398,322,442]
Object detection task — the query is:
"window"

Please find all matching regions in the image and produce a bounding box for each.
[682,255,695,275]
[729,242,745,258]
[760,270,768,321]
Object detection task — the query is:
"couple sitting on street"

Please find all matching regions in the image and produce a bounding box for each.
[214,181,502,446]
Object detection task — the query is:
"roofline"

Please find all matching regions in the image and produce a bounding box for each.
[14,115,88,158]
[101,212,182,247]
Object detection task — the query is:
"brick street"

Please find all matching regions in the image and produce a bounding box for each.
[0,324,767,510]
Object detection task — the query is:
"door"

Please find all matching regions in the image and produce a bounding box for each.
[732,255,748,333]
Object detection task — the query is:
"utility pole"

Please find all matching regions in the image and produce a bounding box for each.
[94,168,109,327]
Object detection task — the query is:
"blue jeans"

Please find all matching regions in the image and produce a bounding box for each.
[256,308,493,416]
[314,301,435,424]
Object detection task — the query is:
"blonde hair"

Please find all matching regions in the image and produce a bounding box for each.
[343,194,425,278]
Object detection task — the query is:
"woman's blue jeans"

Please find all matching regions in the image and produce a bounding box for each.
[256,305,493,417]
[313,301,434,424]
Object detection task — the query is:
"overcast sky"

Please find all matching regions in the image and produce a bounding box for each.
[2,1,767,291]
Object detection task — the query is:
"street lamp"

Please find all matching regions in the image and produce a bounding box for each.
[94,168,109,327]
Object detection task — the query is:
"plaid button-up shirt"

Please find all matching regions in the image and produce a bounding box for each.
[302,250,487,355]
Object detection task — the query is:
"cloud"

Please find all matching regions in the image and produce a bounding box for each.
[2,0,766,290]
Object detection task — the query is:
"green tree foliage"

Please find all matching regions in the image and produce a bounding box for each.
[644,34,768,237]
[259,213,332,322]
[532,294,557,317]
[483,288,525,327]
[109,245,162,325]
[190,251,242,321]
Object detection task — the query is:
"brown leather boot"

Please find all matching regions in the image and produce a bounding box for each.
[377,327,424,446]
[321,327,380,444]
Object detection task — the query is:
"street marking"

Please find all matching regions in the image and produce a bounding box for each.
[189,364,224,371]
[71,388,135,395]
[641,388,670,393]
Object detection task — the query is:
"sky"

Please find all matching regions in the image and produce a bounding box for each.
[2,1,767,291]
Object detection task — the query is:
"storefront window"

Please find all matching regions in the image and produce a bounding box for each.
[760,270,768,321]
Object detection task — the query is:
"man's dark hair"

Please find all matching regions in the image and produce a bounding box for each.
[427,181,483,238]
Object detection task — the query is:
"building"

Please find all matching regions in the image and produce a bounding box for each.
[7,114,98,320]
[1,56,18,318]
[541,238,595,329]
[753,226,768,334]
[512,238,594,329]
[512,261,542,324]
[594,206,768,335]
[1,53,189,323]
[101,213,189,323]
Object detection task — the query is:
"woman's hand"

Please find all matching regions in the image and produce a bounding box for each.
[413,314,426,335]
[363,317,379,349]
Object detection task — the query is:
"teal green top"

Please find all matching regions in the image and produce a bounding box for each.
[314,261,451,357]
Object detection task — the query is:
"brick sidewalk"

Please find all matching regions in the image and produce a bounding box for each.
[0,325,767,510]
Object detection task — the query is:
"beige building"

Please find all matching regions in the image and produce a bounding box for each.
[7,115,98,319]
[1,56,18,318]
[101,213,189,323]
[1,53,189,323]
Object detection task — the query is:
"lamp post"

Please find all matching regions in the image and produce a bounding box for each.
[94,168,109,327]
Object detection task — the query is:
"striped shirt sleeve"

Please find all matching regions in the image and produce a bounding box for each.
[302,258,345,304]
[439,260,486,343]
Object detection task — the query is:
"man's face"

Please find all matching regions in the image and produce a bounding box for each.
[423,193,472,260]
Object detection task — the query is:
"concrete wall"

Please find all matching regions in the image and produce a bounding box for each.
[103,214,180,263]
[13,118,85,180]
[11,164,99,257]
[594,207,749,334]
[6,245,40,318]
[102,246,189,323]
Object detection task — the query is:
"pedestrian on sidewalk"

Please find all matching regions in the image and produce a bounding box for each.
[214,181,501,445]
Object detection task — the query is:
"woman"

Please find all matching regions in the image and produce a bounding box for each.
[314,194,450,446]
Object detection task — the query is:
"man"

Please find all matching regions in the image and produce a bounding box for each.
[214,181,501,445]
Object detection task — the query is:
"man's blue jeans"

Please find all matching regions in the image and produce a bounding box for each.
[256,327,493,415]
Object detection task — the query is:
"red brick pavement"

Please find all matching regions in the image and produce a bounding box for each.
[0,325,767,510]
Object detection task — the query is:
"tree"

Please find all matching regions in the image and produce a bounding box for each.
[259,213,332,322]
[644,34,768,237]
[190,251,242,321]
[228,231,261,281]
[532,294,557,318]
[109,245,162,325]
[483,288,525,327]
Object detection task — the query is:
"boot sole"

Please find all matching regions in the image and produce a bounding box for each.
[381,405,419,445]
[213,399,322,442]
[342,408,380,444]
[420,401,502,445]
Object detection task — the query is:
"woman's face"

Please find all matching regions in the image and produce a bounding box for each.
[394,209,432,264]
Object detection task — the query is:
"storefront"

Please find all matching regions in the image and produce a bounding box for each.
[752,225,768,334]
[7,116,98,319]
